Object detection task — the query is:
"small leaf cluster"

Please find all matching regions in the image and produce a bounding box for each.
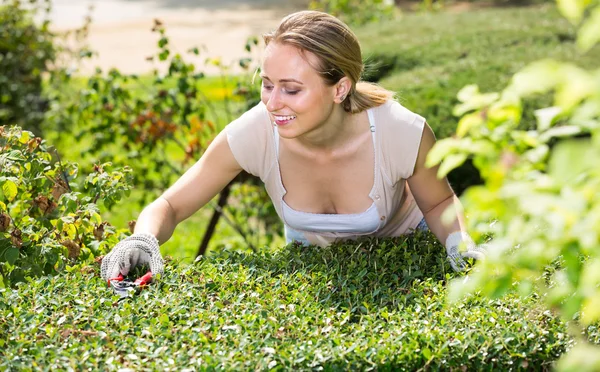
[0,126,132,287]
[426,0,600,367]
[2,232,596,370]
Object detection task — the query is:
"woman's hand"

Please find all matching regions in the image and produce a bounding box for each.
[100,233,164,282]
[445,231,486,272]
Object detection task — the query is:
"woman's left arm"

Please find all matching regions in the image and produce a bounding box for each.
[407,122,483,271]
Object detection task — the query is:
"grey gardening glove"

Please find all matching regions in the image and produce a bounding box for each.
[100,233,164,282]
[445,231,486,272]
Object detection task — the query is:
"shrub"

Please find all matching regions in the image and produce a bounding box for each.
[1,232,597,369]
[0,0,55,135]
[426,0,600,367]
[44,21,279,254]
[357,4,600,194]
[0,126,131,287]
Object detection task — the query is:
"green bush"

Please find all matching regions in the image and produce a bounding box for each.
[0,0,55,135]
[44,22,280,253]
[357,4,600,193]
[2,232,597,369]
[0,126,131,287]
[427,0,600,367]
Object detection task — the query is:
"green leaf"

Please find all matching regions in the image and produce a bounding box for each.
[5,248,19,265]
[158,36,169,48]
[577,6,600,51]
[557,0,591,23]
[548,139,600,183]
[1,180,18,202]
[437,153,468,179]
[425,138,461,168]
[19,131,30,144]
[534,106,562,131]
[508,60,561,96]
[456,112,484,138]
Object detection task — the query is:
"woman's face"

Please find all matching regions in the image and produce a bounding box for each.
[260,42,338,138]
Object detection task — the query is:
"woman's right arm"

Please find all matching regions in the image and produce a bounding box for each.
[132,130,243,244]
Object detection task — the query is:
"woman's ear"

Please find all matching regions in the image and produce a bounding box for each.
[334,77,352,104]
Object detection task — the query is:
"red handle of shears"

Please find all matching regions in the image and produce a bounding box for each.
[107,271,153,287]
[134,271,153,286]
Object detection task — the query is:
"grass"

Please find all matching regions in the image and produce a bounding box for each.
[358,4,599,138]
[2,231,598,370]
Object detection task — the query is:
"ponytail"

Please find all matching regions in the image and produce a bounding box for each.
[343,81,395,114]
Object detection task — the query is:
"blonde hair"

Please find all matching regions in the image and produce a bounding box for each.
[263,11,394,114]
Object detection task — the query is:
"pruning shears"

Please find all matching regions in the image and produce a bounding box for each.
[107,271,153,302]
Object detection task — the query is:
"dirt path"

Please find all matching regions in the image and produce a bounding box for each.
[50,0,307,75]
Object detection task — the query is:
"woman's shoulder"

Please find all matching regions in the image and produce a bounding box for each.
[370,99,424,128]
[228,102,271,129]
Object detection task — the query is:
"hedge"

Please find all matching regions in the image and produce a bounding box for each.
[2,231,598,370]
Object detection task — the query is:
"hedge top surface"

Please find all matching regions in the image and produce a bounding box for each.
[2,232,598,370]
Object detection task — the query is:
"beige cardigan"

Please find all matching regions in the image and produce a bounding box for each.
[223,100,425,247]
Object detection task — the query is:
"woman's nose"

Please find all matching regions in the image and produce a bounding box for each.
[265,90,283,112]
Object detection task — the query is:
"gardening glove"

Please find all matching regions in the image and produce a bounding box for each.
[445,231,486,272]
[100,233,164,282]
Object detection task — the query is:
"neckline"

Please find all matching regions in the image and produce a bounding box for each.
[273,108,378,216]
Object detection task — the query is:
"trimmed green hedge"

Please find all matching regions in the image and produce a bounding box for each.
[2,231,598,370]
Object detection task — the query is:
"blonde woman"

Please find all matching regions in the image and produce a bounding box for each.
[101,11,484,282]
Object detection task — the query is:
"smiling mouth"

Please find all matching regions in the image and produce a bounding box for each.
[273,114,297,125]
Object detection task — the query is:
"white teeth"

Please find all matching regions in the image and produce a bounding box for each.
[274,115,296,121]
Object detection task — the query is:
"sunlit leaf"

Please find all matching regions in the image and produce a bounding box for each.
[425,138,462,168]
[508,60,561,96]
[437,153,468,179]
[1,180,18,202]
[534,106,562,131]
[577,6,600,51]
[557,0,592,23]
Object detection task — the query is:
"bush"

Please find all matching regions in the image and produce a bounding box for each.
[357,4,600,193]
[426,0,600,367]
[44,21,279,254]
[1,232,597,369]
[0,0,55,135]
[0,126,131,287]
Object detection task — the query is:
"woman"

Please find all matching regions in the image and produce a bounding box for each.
[100,10,484,282]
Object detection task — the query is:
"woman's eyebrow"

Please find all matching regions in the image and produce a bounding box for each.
[259,74,304,85]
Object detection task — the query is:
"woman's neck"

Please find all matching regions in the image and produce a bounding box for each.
[293,106,363,157]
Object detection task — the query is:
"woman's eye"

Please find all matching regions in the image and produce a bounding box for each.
[285,90,299,95]
[263,84,274,91]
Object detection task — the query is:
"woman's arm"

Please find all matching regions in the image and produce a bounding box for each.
[133,130,243,244]
[407,123,466,245]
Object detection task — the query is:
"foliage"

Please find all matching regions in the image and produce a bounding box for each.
[309,0,397,26]
[357,3,600,194]
[0,126,132,287]
[0,0,55,135]
[43,19,280,252]
[2,231,597,369]
[425,0,600,368]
